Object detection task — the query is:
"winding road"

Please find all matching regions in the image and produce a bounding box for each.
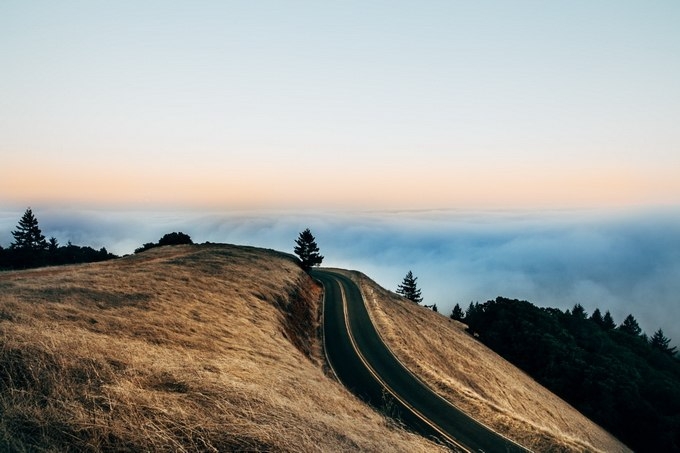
[313,269,530,453]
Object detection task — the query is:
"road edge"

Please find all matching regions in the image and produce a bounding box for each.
[332,273,468,452]
[343,270,533,453]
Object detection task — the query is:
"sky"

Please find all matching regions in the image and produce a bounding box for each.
[1,3,680,342]
[2,1,680,209]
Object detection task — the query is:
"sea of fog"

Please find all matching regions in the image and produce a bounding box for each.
[2,206,679,347]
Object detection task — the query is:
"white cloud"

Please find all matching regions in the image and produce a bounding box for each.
[2,205,680,346]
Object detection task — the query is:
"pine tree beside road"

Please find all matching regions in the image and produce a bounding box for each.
[396,270,423,304]
[294,228,324,271]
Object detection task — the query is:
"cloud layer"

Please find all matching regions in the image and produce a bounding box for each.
[2,206,679,346]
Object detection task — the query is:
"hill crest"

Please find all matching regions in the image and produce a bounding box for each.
[0,244,444,452]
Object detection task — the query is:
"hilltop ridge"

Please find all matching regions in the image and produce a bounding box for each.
[0,244,443,452]
[0,243,634,452]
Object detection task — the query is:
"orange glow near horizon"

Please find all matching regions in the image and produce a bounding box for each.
[3,156,678,211]
[3,2,680,214]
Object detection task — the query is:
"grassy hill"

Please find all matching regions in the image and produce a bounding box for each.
[346,270,632,452]
[0,245,444,452]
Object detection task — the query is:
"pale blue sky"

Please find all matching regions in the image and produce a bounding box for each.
[2,1,680,208]
[3,2,680,344]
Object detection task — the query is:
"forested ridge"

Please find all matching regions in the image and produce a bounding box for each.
[459,297,680,452]
[0,208,117,270]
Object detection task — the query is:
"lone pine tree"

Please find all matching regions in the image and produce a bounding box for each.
[396,270,423,304]
[294,228,323,271]
[11,208,48,252]
[9,208,49,268]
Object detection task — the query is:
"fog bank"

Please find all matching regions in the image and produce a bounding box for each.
[2,206,679,346]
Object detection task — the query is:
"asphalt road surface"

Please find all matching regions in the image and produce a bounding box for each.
[313,269,530,453]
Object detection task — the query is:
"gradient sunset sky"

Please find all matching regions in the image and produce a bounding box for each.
[2,1,679,210]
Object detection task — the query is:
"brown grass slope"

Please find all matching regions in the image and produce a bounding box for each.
[344,270,632,453]
[0,245,445,452]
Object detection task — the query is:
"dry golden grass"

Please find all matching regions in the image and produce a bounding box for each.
[0,245,446,452]
[343,270,632,453]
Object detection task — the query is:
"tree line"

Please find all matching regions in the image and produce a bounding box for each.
[392,268,680,452]
[2,211,325,273]
[0,208,117,270]
[134,231,194,253]
[0,209,324,272]
[0,208,200,270]
[450,297,679,452]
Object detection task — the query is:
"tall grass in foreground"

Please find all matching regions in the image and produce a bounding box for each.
[0,245,444,452]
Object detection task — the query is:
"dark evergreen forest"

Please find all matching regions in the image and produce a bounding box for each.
[461,297,680,452]
[0,208,117,270]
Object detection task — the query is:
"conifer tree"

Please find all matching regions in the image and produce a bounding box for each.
[590,308,604,327]
[619,314,642,336]
[466,301,477,319]
[602,310,616,330]
[571,303,588,320]
[8,208,48,268]
[48,237,59,253]
[396,270,423,304]
[450,303,464,321]
[10,208,48,252]
[650,328,677,355]
[465,301,482,335]
[294,228,324,271]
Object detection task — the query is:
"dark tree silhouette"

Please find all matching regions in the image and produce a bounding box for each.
[49,241,116,265]
[11,208,48,252]
[463,296,680,452]
[466,302,477,318]
[135,232,193,253]
[619,314,642,336]
[602,310,616,330]
[293,228,324,271]
[571,303,588,320]
[590,308,604,326]
[465,301,482,334]
[48,237,59,253]
[135,243,157,254]
[2,209,117,269]
[450,303,465,321]
[396,270,423,304]
[650,328,677,355]
[158,232,193,246]
[8,208,48,267]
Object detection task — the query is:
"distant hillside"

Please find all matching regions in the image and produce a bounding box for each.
[346,270,631,453]
[464,297,680,452]
[0,245,444,452]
